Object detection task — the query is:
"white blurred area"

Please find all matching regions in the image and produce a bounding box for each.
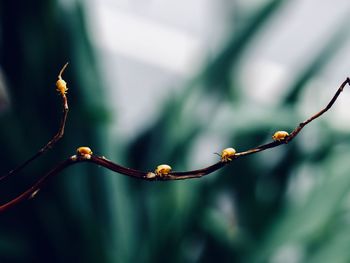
[85,0,230,139]
[85,0,350,139]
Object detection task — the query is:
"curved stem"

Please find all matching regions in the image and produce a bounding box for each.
[0,64,69,182]
[0,158,75,212]
[1,77,349,212]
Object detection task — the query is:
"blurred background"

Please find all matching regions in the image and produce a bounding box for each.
[1,0,350,262]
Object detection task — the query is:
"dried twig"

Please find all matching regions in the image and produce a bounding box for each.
[1,75,349,212]
[0,63,69,182]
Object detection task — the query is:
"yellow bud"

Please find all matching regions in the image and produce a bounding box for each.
[56,62,69,95]
[155,164,172,177]
[221,147,236,162]
[56,78,67,95]
[272,131,289,141]
[76,146,93,158]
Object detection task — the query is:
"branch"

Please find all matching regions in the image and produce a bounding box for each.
[1,77,349,212]
[0,63,69,182]
[0,158,75,213]
[286,77,350,142]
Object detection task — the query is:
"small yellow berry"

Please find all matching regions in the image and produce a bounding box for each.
[56,78,68,95]
[56,62,69,95]
[155,164,172,177]
[76,147,93,159]
[221,147,236,162]
[76,146,93,155]
[272,131,289,141]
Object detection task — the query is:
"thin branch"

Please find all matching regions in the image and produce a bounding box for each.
[0,63,69,182]
[286,77,350,142]
[0,158,75,213]
[0,77,349,212]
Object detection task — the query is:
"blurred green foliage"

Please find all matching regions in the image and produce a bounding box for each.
[1,0,350,263]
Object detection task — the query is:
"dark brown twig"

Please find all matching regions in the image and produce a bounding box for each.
[0,158,75,213]
[0,77,349,212]
[286,77,350,142]
[0,63,69,182]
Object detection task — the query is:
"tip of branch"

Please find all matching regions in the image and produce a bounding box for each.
[58,62,69,79]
